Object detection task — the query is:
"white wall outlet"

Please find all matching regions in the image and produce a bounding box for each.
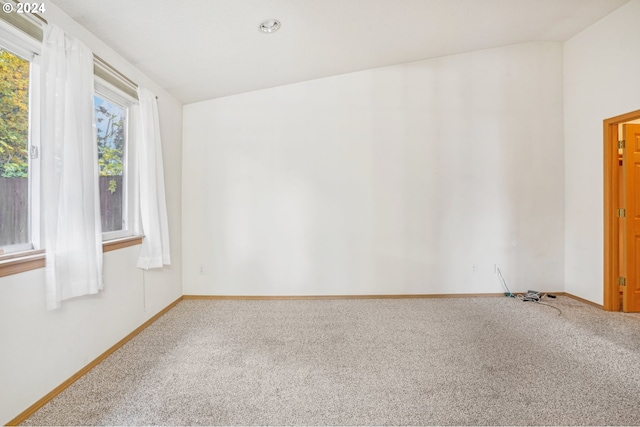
[199,265,205,275]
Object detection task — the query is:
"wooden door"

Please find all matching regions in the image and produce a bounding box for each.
[623,124,640,312]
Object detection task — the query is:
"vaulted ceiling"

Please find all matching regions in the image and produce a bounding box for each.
[50,0,629,104]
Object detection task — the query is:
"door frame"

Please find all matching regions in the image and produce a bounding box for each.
[603,109,640,311]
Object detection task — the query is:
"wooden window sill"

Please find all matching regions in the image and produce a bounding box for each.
[0,236,143,278]
[103,235,143,253]
[0,250,45,278]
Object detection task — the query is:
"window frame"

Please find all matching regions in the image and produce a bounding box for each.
[0,21,41,256]
[94,77,137,242]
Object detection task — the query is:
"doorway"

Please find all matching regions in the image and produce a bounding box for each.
[604,109,640,312]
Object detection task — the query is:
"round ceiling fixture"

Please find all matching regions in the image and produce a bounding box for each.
[259,19,281,33]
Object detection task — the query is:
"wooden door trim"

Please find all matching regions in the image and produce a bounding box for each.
[603,109,640,311]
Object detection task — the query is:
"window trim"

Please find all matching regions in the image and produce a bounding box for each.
[95,77,137,242]
[0,1,43,42]
[0,249,44,277]
[0,3,138,100]
[0,14,40,59]
[0,236,144,278]
[0,32,40,255]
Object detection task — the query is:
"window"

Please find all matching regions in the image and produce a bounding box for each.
[94,81,135,240]
[0,46,37,255]
[0,12,142,274]
[95,94,126,235]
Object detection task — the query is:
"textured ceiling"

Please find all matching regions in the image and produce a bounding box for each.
[50,0,629,104]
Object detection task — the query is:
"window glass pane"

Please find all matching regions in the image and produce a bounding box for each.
[0,48,30,251]
[94,95,126,233]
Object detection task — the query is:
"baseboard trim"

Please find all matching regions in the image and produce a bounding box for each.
[183,293,508,300]
[6,296,184,426]
[558,292,603,309]
[183,292,603,309]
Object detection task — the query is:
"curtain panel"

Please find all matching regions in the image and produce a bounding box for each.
[41,24,103,309]
[135,87,170,269]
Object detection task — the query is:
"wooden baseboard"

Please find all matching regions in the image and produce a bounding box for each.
[557,292,603,309]
[183,293,508,300]
[184,292,603,309]
[6,296,183,426]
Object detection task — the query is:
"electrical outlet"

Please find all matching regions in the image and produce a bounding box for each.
[199,265,205,275]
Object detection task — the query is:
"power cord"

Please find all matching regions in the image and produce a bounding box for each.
[496,267,562,315]
[536,300,562,315]
[496,267,515,298]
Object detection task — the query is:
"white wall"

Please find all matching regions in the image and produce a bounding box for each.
[183,41,565,297]
[564,0,640,304]
[0,1,182,424]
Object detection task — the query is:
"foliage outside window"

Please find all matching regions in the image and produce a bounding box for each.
[94,94,127,234]
[0,48,30,251]
[0,49,28,178]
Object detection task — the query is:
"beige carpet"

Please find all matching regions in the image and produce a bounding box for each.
[21,296,640,425]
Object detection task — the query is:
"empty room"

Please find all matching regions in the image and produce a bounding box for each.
[1,0,640,425]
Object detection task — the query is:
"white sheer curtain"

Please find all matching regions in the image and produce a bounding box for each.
[41,25,103,309]
[135,87,170,269]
